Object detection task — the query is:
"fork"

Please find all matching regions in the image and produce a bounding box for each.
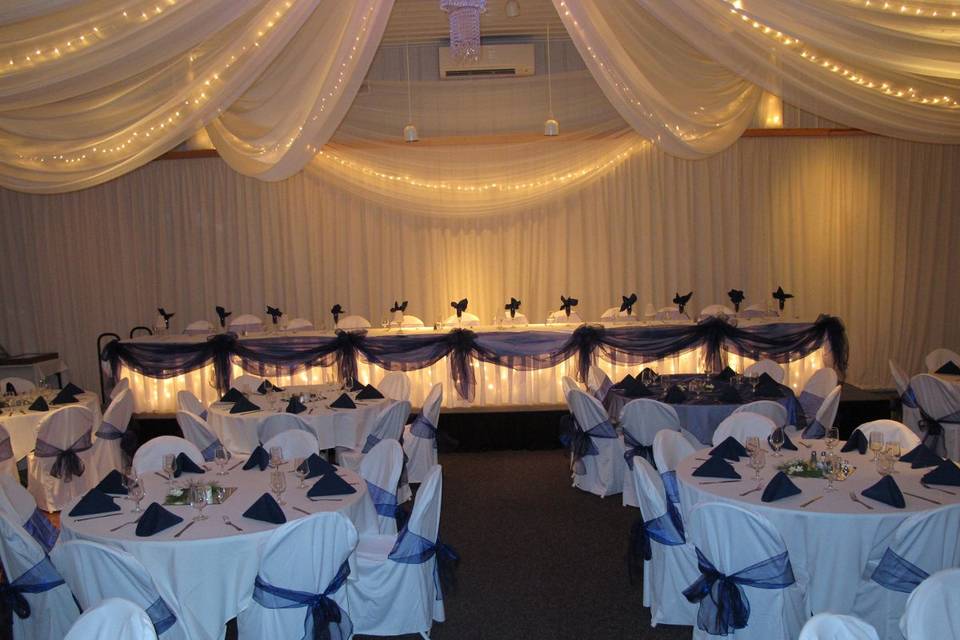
[739,486,761,497]
[921,481,956,496]
[222,515,243,532]
[849,491,874,510]
[110,516,143,532]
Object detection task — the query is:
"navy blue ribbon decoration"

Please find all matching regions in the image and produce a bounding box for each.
[0,556,65,621]
[622,432,653,469]
[34,432,92,482]
[253,560,352,640]
[871,548,929,594]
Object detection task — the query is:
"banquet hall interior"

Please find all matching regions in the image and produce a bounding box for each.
[1,0,959,638]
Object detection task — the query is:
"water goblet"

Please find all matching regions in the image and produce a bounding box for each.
[190,484,208,521]
[745,436,761,455]
[769,428,784,457]
[825,427,839,451]
[127,477,145,513]
[270,470,287,506]
[749,449,766,488]
[269,446,284,470]
[886,442,901,473]
[824,454,839,492]
[214,446,228,476]
[162,453,176,486]
[869,432,885,463]
[293,457,307,489]
[877,451,895,476]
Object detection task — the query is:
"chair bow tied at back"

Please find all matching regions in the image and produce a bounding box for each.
[627,501,686,583]
[0,555,65,621]
[570,418,617,475]
[901,385,919,409]
[622,431,653,469]
[871,548,929,594]
[366,480,409,528]
[388,527,460,601]
[409,414,438,448]
[95,420,123,440]
[683,548,795,636]
[918,408,960,454]
[253,560,352,640]
[34,431,92,482]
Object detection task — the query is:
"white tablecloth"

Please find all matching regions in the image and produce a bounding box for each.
[676,443,960,614]
[0,391,101,459]
[60,463,375,640]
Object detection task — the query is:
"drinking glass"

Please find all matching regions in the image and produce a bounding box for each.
[749,449,766,487]
[770,428,784,457]
[269,446,284,470]
[127,476,145,513]
[877,451,895,476]
[824,454,839,492]
[745,436,761,455]
[162,453,176,486]
[825,427,839,451]
[869,432,884,463]
[214,446,228,476]
[293,457,307,489]
[190,484,208,520]
[886,442,901,473]
[271,470,287,506]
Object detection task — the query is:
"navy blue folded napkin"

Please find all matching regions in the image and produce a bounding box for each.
[710,436,748,461]
[298,453,337,479]
[330,393,356,409]
[256,380,284,394]
[95,470,128,495]
[29,396,49,412]
[692,456,741,479]
[841,430,868,454]
[51,388,78,405]
[356,385,384,400]
[761,471,802,502]
[68,489,121,517]
[769,427,798,451]
[173,452,204,478]
[861,475,905,508]
[640,367,658,380]
[714,367,737,382]
[135,503,183,536]
[4,382,16,395]
[229,396,261,414]
[900,443,943,469]
[286,396,307,414]
[220,388,245,403]
[936,361,960,375]
[244,445,270,471]
[755,373,783,398]
[614,374,635,389]
[623,378,653,399]
[61,382,83,396]
[718,384,742,404]
[664,385,687,404]
[242,493,286,524]
[307,473,358,498]
[921,459,960,486]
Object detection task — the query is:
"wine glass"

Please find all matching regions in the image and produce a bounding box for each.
[745,436,761,456]
[127,476,145,513]
[886,442,901,473]
[825,427,839,451]
[190,484,208,521]
[877,451,895,476]
[162,453,176,486]
[869,432,885,463]
[824,454,839,492]
[769,428,784,457]
[831,455,849,488]
[749,449,766,488]
[214,446,228,476]
[270,470,287,506]
[293,457,307,489]
[269,446,284,470]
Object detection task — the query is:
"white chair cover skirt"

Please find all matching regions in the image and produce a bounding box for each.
[900,569,960,640]
[64,598,158,640]
[404,383,443,485]
[799,613,879,640]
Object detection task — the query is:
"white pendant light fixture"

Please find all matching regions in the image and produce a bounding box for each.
[544,23,559,136]
[403,41,418,142]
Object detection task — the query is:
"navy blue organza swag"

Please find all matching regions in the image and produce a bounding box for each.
[102,316,847,402]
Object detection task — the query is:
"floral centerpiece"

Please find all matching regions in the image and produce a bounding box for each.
[164,482,235,505]
[777,458,828,479]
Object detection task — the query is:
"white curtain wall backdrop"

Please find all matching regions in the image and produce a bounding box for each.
[1,133,958,394]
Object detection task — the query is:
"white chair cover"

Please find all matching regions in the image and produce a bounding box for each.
[0,475,37,524]
[500,312,528,326]
[600,306,632,322]
[109,377,130,400]
[131,436,204,475]
[889,360,921,437]
[732,400,788,428]
[587,365,613,401]
[1,377,36,394]
[924,348,960,373]
[175,411,230,462]
[619,399,680,507]
[65,598,158,640]
[227,314,264,333]
[404,385,442,485]
[852,506,960,640]
[176,390,206,420]
[699,304,735,319]
[337,315,371,331]
[712,413,776,446]
[547,310,583,324]
[359,439,404,536]
[561,375,580,397]
[630,456,698,626]
[852,419,921,452]
[27,406,96,511]
[349,465,446,636]
[899,569,960,640]
[654,307,685,321]
[380,371,412,402]
[0,423,17,480]
[739,304,776,319]
[284,317,314,331]
[91,388,134,476]
[237,513,358,640]
[567,389,624,497]
[743,359,785,383]
[910,373,960,459]
[0,474,59,558]
[262,430,319,461]
[390,314,425,328]
[653,429,696,474]
[257,413,314,445]
[798,385,843,439]
[230,374,262,394]
[799,613,879,640]
[687,502,805,640]
[51,540,188,640]
[340,401,411,472]
[442,312,480,327]
[800,368,839,424]
[0,510,78,639]
[183,320,213,335]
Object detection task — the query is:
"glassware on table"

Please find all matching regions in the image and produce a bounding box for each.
[269,446,284,470]
[769,428,784,457]
[869,432,885,463]
[886,442,901,473]
[162,453,176,486]
[190,484,208,520]
[824,454,840,492]
[127,476,145,513]
[270,469,287,506]
[214,446,228,476]
[749,449,766,488]
[877,451,895,476]
[745,436,761,455]
[825,427,839,451]
[293,457,307,489]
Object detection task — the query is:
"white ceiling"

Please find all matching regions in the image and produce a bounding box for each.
[380,0,567,44]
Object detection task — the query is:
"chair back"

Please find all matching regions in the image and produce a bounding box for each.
[889,360,910,396]
[900,569,960,640]
[561,376,580,398]
[406,465,443,543]
[0,423,15,479]
[799,613,879,640]
[109,378,130,400]
[175,390,205,417]
[337,315,371,331]
[175,411,222,459]
[911,374,960,423]
[803,368,839,400]
[815,385,843,429]
[620,399,680,448]
[443,312,480,327]
[37,406,94,450]
[732,400,788,428]
[1,377,35,394]
[101,388,133,436]
[566,389,611,433]
[0,474,37,523]
[587,366,613,399]
[925,348,960,373]
[257,413,314,444]
[886,505,960,574]
[364,401,411,449]
[360,439,404,534]
[228,314,263,333]
[285,317,314,331]
[699,304,734,319]
[231,374,262,394]
[713,413,776,446]
[262,430,319,461]
[547,310,582,324]
[421,383,443,427]
[631,456,669,521]
[183,320,213,335]
[65,599,158,640]
[380,372,411,402]
[852,420,921,451]
[132,436,203,475]
[653,429,696,472]
[744,359,785,383]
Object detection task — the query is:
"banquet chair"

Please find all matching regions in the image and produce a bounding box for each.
[257,413,314,445]
[500,312,528,326]
[712,413,776,446]
[889,361,921,436]
[390,314,425,328]
[284,317,314,331]
[109,377,130,400]
[262,430,319,461]
[680,428,708,450]
[739,304,775,319]
[237,512,358,640]
[909,373,960,459]
[851,505,960,640]
[0,376,35,394]
[176,390,206,420]
[176,410,233,461]
[924,348,960,373]
[443,311,480,327]
[732,400,788,428]
[655,307,685,321]
[51,540,188,640]
[629,455,698,626]
[587,365,613,401]
[0,474,58,553]
[547,309,583,324]
[348,465,448,637]
[653,429,696,474]
[404,384,442,484]
[686,502,805,640]
[339,401,411,472]
[131,436,204,475]
[91,388,134,475]
[380,371,412,402]
[230,374,262,394]
[743,359,785,384]
[566,389,625,497]
[183,319,214,335]
[799,613,879,640]
[561,375,580,397]
[360,439,405,536]
[0,509,78,639]
[619,399,680,507]
[228,314,264,333]
[65,598,158,640]
[799,368,839,425]
[0,423,17,480]
[699,304,735,319]
[27,406,97,512]
[338,315,371,331]
[799,385,842,439]
[600,307,631,322]
[899,569,960,640]
[850,419,921,452]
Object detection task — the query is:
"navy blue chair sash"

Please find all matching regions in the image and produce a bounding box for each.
[0,555,65,620]
[94,421,123,441]
[34,431,92,482]
[360,434,381,455]
[388,527,460,601]
[622,432,654,470]
[901,386,918,409]
[199,438,229,462]
[918,408,960,453]
[871,548,929,594]
[801,419,826,439]
[365,480,401,522]
[571,418,617,475]
[145,596,178,635]
[23,509,58,553]
[253,560,352,640]
[409,414,438,449]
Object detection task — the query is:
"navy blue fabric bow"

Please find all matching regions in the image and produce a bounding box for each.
[728,290,744,312]
[673,291,693,314]
[570,418,617,475]
[410,413,438,448]
[505,298,521,318]
[560,295,578,316]
[330,304,344,324]
[622,431,653,469]
[772,286,793,311]
[627,506,686,582]
[216,305,231,328]
[389,528,460,600]
[871,548,929,594]
[35,432,92,481]
[391,301,408,313]
[0,556,65,621]
[918,408,960,455]
[450,298,468,318]
[901,385,918,409]
[620,293,637,315]
[157,308,175,329]
[267,306,283,324]
[23,509,59,553]
[254,560,352,640]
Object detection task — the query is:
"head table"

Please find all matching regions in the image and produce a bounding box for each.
[60,462,375,640]
[0,390,101,460]
[102,315,845,413]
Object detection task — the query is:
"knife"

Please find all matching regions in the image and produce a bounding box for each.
[174,520,197,538]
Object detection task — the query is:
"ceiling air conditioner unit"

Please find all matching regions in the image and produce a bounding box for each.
[438,43,534,80]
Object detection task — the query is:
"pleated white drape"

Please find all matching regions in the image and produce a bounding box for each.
[1,134,957,392]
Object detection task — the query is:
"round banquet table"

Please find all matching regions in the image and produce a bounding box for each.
[0,391,101,460]
[675,442,960,615]
[206,385,388,454]
[60,462,376,640]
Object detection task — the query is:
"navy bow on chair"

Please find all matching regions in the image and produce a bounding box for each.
[0,556,65,621]
[627,503,685,583]
[504,298,521,318]
[870,548,929,594]
[266,306,283,324]
[918,408,960,455]
[622,432,653,469]
[388,527,460,601]
[569,418,618,475]
[254,561,353,640]
[559,295,578,317]
[34,432,92,482]
[215,305,232,328]
[409,413,438,449]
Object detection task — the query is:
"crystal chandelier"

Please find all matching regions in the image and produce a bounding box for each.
[440,0,486,63]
